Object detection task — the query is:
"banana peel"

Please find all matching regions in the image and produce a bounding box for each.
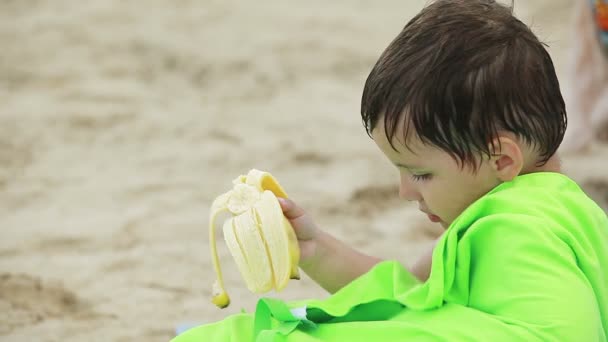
[209,169,300,308]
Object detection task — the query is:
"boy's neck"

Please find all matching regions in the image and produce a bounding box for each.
[521,153,562,175]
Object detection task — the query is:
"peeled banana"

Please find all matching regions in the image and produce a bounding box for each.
[209,169,300,308]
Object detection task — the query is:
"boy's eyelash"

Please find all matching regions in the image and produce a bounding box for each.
[411,173,432,182]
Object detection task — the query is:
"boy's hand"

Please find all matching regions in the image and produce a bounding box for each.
[278,197,383,293]
[277,197,319,266]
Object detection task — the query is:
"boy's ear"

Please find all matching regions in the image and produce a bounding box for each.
[488,136,523,182]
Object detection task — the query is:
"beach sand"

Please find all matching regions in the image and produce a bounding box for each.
[1,0,606,341]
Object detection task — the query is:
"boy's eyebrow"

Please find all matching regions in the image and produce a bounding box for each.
[394,162,422,169]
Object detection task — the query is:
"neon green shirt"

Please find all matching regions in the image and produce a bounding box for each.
[175,172,608,341]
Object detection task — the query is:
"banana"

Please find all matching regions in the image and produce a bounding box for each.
[209,169,300,308]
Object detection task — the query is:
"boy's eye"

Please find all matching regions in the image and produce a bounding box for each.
[411,173,432,182]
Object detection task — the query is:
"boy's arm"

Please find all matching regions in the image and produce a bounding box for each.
[299,229,383,294]
[303,231,436,294]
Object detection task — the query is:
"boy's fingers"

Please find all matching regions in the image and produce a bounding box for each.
[277,197,305,220]
[278,197,317,241]
[277,197,291,210]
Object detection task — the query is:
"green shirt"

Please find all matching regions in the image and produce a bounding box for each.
[175,172,608,341]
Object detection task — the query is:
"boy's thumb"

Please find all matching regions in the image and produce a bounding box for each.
[277,197,305,220]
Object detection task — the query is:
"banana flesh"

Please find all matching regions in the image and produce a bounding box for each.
[209,169,300,308]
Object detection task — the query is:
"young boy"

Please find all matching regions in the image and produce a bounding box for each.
[176,1,608,340]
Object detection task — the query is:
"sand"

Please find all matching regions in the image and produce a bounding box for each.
[1,0,606,341]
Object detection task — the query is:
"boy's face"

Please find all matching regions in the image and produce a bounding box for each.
[372,122,501,229]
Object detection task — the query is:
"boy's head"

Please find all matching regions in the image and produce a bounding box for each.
[361,0,566,227]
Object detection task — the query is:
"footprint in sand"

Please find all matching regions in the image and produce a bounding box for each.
[341,184,401,217]
[291,151,330,165]
[208,130,242,145]
[0,124,32,190]
[0,273,88,334]
[321,184,401,217]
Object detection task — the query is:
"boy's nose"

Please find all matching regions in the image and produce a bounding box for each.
[399,178,421,201]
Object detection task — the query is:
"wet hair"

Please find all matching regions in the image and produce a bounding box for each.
[361,0,567,169]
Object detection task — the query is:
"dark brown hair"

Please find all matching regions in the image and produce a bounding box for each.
[361,0,566,169]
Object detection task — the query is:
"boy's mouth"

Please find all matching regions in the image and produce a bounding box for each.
[427,213,441,223]
[420,208,441,223]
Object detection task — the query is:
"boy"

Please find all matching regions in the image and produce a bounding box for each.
[176,1,608,340]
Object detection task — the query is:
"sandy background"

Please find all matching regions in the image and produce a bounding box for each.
[1,0,606,341]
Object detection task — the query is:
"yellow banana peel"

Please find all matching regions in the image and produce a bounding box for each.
[209,169,300,308]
